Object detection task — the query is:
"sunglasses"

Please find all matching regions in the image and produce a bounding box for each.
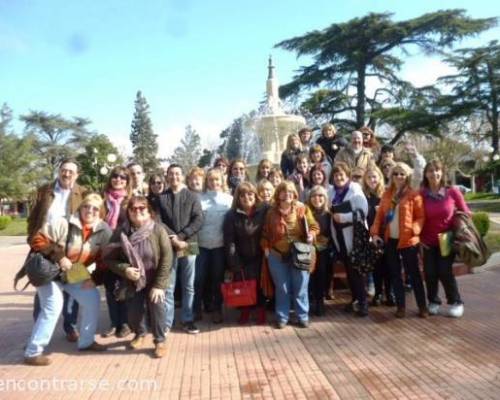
[82,204,99,212]
[129,205,147,213]
[111,173,128,180]
[392,172,406,177]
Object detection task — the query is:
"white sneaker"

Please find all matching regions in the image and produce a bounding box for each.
[367,282,375,297]
[428,303,440,315]
[447,303,464,318]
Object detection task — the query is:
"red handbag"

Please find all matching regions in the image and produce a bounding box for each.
[220,272,257,308]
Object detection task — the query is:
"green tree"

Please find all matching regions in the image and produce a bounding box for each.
[0,104,37,201]
[129,91,159,173]
[20,110,94,179]
[438,40,500,154]
[77,134,124,191]
[198,148,214,168]
[168,125,202,172]
[275,10,496,131]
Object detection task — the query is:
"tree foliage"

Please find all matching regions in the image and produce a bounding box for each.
[129,91,159,173]
[275,10,496,134]
[168,125,202,172]
[77,134,123,191]
[20,110,94,180]
[438,40,500,154]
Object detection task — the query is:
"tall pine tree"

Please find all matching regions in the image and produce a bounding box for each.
[168,125,202,172]
[130,91,159,172]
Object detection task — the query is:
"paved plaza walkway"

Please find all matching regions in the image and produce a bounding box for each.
[1,238,500,399]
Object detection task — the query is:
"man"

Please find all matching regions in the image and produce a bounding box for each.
[127,162,148,196]
[27,159,87,343]
[335,130,375,171]
[298,127,313,152]
[157,164,203,334]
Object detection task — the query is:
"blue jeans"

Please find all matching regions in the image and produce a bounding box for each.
[268,252,310,323]
[25,281,100,357]
[33,292,79,334]
[194,247,226,313]
[165,255,196,327]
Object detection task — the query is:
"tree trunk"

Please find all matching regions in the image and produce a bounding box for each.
[356,66,366,128]
[487,62,499,154]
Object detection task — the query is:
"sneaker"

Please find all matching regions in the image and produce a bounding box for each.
[395,307,406,318]
[153,342,167,358]
[129,335,146,350]
[65,331,79,343]
[183,322,200,334]
[356,304,368,317]
[428,303,440,316]
[275,321,287,329]
[101,327,116,338]
[447,303,464,318]
[24,355,51,366]
[344,301,359,313]
[297,320,309,328]
[371,294,382,307]
[367,282,376,297]
[116,324,131,338]
[79,341,107,352]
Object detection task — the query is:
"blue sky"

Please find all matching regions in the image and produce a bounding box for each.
[1,0,499,158]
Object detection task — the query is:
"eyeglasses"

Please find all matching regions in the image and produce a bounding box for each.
[129,205,147,213]
[82,204,99,212]
[392,172,406,177]
[111,173,128,180]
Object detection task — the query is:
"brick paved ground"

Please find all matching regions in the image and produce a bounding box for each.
[1,240,500,399]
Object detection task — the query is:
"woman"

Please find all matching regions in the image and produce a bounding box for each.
[257,179,274,205]
[147,173,166,213]
[268,168,284,188]
[298,127,314,152]
[307,164,334,202]
[309,145,332,181]
[289,153,311,202]
[194,168,233,323]
[316,123,347,164]
[280,134,302,178]
[362,166,394,306]
[104,196,173,358]
[187,167,206,194]
[227,159,249,195]
[420,160,470,318]
[101,167,132,339]
[224,182,270,324]
[370,162,428,318]
[261,181,319,328]
[256,159,273,182]
[330,162,369,316]
[379,158,396,186]
[24,194,112,366]
[306,185,333,316]
[359,126,380,159]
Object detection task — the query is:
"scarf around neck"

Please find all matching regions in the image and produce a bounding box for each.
[106,189,127,229]
[332,182,350,205]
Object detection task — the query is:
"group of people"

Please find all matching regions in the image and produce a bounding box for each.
[17,123,470,367]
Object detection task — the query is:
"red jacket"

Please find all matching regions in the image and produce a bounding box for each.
[370,187,425,249]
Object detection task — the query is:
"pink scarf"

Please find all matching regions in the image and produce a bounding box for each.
[105,189,127,229]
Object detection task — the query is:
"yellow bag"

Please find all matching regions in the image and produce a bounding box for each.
[65,262,91,284]
[438,231,453,257]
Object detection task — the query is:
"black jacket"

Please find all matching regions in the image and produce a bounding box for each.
[157,187,203,241]
[223,204,269,270]
[280,149,302,178]
[316,135,348,164]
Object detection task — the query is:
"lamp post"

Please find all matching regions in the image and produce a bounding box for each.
[92,148,117,191]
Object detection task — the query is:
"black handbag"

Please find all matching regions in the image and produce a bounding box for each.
[288,211,315,271]
[350,209,382,274]
[23,252,62,287]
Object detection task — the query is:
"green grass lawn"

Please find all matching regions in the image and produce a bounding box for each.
[465,192,500,201]
[0,217,27,236]
[484,230,500,253]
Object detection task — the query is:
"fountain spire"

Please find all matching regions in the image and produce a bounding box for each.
[265,55,282,114]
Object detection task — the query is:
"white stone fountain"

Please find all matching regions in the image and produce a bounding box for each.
[243,57,306,166]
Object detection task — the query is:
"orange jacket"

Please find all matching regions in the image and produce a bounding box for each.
[370,187,425,249]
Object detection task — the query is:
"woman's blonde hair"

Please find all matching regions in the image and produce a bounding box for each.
[204,168,226,192]
[389,162,413,191]
[256,159,273,182]
[307,185,329,212]
[321,123,336,136]
[362,165,385,197]
[286,133,302,152]
[273,181,299,204]
[80,193,104,211]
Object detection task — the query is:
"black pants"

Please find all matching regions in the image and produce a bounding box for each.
[103,271,128,329]
[126,288,166,343]
[312,250,332,304]
[373,255,392,299]
[343,257,367,306]
[423,246,462,305]
[385,240,426,309]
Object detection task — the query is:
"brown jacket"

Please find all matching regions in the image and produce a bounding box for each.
[27,181,88,242]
